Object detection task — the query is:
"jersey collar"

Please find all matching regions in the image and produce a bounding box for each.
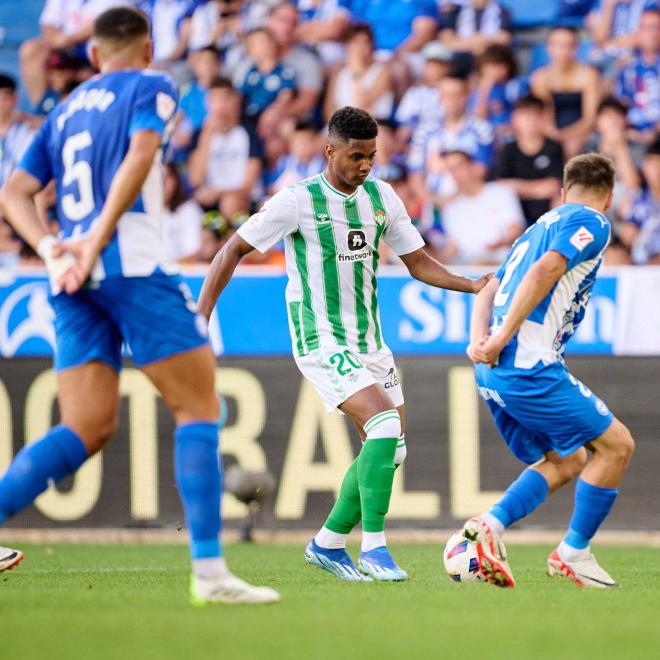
[320,173,359,201]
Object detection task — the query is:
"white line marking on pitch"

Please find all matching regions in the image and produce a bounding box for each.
[23,566,184,574]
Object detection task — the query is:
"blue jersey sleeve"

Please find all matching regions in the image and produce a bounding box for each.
[17,117,52,187]
[129,72,179,139]
[549,209,611,269]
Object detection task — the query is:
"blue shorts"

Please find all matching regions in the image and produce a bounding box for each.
[475,362,614,464]
[51,273,209,373]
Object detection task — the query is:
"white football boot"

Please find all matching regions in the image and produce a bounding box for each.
[463,516,515,588]
[0,546,23,573]
[547,549,617,588]
[190,572,281,605]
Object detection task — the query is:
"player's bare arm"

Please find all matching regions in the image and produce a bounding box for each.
[399,247,493,294]
[0,169,49,250]
[474,250,568,366]
[466,276,499,363]
[54,129,162,294]
[198,233,255,320]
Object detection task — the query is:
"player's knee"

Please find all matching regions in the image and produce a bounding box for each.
[171,392,220,426]
[612,424,635,466]
[364,409,401,439]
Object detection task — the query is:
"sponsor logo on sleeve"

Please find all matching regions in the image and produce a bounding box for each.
[569,226,595,252]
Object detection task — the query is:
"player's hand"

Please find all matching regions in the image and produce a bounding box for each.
[471,334,506,367]
[470,272,494,294]
[51,237,101,294]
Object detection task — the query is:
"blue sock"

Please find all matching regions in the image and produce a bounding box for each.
[563,478,618,550]
[0,425,88,524]
[490,469,550,528]
[174,421,222,559]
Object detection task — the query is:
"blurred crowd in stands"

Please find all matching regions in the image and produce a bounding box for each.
[1,0,659,270]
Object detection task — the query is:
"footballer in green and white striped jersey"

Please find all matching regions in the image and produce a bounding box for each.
[238,172,424,358]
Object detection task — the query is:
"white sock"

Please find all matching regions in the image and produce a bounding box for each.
[481,512,506,536]
[558,541,590,562]
[361,531,386,552]
[315,526,348,549]
[193,556,230,581]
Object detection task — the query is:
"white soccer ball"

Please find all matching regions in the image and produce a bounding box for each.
[443,530,483,583]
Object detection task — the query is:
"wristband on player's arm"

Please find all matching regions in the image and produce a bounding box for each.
[37,235,75,296]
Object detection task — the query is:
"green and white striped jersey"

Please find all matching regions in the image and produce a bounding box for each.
[238,173,425,357]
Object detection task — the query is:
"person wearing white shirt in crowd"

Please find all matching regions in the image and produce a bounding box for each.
[395,41,453,143]
[439,150,524,265]
[19,0,129,109]
[140,0,198,65]
[162,164,204,262]
[325,23,395,122]
[295,0,352,67]
[188,77,263,222]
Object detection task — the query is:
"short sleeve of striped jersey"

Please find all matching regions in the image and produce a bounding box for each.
[381,184,426,256]
[237,187,299,253]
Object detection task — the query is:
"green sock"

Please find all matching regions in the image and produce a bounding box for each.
[325,458,361,534]
[358,435,398,533]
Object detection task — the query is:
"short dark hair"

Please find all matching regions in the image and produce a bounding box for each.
[208,76,235,92]
[514,94,545,112]
[294,118,317,132]
[550,25,578,38]
[441,73,469,86]
[345,22,374,44]
[328,106,378,142]
[478,44,518,79]
[94,6,150,43]
[563,153,615,195]
[0,73,16,92]
[197,45,221,59]
[597,96,628,116]
[644,138,660,159]
[443,149,472,161]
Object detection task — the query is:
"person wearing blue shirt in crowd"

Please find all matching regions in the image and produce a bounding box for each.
[238,27,296,135]
[621,139,660,263]
[295,0,353,66]
[408,74,494,210]
[471,44,528,140]
[589,0,650,63]
[171,45,222,160]
[463,153,635,590]
[0,6,279,605]
[351,0,438,54]
[614,7,660,146]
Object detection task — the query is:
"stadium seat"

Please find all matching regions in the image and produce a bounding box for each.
[499,0,560,29]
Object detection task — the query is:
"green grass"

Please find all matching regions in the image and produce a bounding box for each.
[2,543,660,660]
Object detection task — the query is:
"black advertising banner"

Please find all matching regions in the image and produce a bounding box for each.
[1,357,658,530]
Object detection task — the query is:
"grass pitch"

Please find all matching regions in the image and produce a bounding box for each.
[2,543,659,660]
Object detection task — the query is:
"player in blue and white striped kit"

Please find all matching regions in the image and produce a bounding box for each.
[462,153,635,589]
[0,6,278,605]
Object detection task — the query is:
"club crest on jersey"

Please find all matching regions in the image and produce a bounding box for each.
[375,209,387,226]
[569,226,595,252]
[156,92,176,121]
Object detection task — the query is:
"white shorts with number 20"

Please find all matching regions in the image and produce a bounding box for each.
[294,345,404,413]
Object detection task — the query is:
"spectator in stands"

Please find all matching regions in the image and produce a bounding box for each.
[439,150,525,265]
[19,0,126,112]
[295,0,352,67]
[173,45,222,157]
[0,75,35,189]
[264,2,324,119]
[189,0,246,53]
[351,0,438,55]
[372,119,412,217]
[237,27,296,136]
[30,49,84,116]
[586,97,641,216]
[621,139,660,264]
[614,7,660,152]
[588,0,648,63]
[162,164,204,262]
[439,0,512,74]
[141,0,198,66]
[494,95,564,226]
[531,25,602,158]
[471,44,527,140]
[324,23,395,121]
[408,74,494,210]
[266,119,324,193]
[395,41,453,142]
[188,77,263,223]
